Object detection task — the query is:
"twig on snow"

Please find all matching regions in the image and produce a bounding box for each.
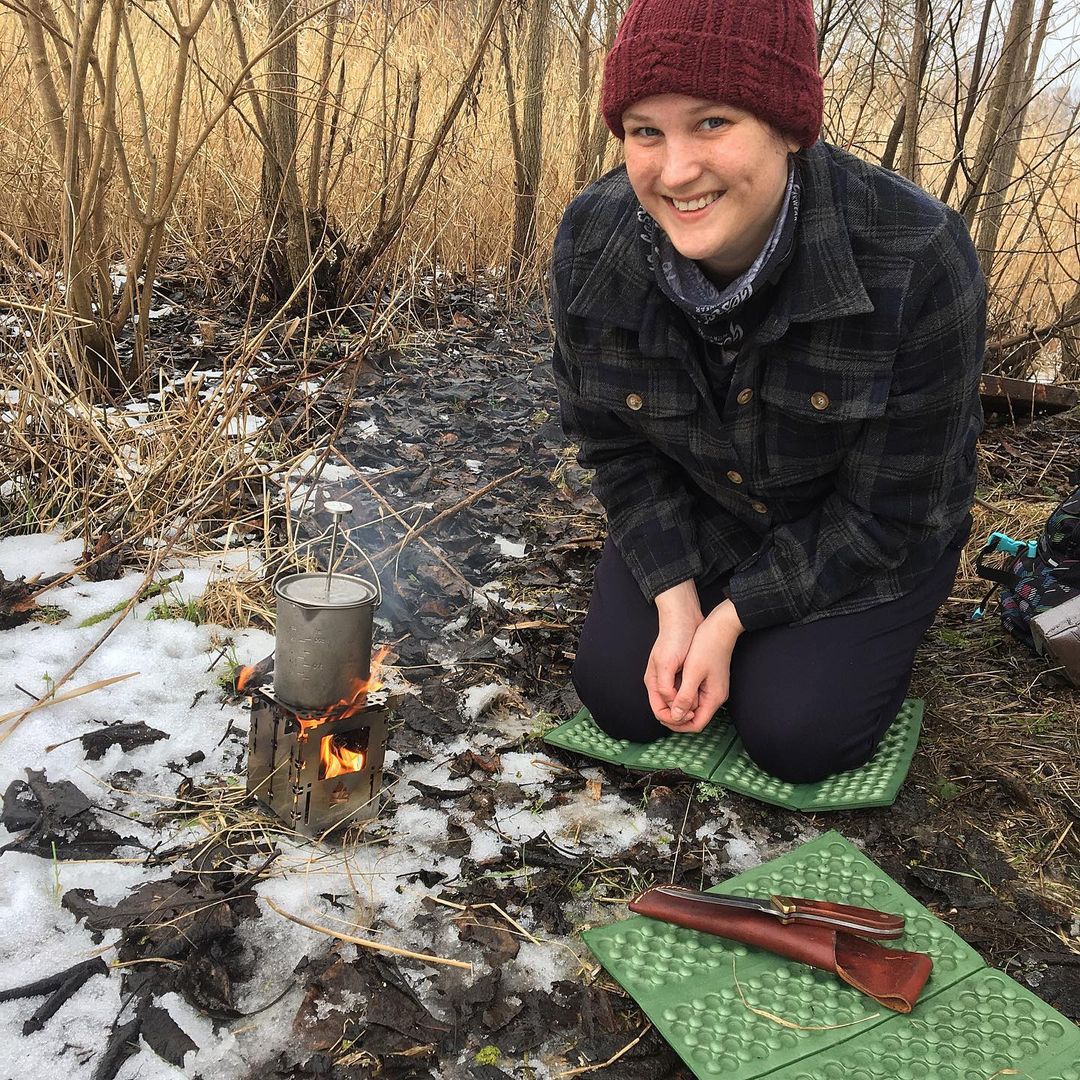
[264,897,473,970]
[0,671,139,732]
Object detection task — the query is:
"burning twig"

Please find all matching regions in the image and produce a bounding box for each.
[235,652,274,693]
[263,897,473,970]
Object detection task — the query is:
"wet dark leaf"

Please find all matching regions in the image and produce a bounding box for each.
[81,721,169,760]
[140,1002,198,1066]
[81,533,125,582]
[1,770,130,859]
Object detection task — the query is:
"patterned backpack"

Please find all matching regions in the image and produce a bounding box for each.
[975,481,1080,650]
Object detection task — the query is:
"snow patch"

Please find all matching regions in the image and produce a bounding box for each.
[0,532,85,578]
[459,683,511,721]
[494,536,526,559]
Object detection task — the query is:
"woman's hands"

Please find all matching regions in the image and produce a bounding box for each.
[645,581,703,727]
[646,584,744,734]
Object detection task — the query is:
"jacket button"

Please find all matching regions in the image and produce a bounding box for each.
[736,388,754,406]
[625,392,644,411]
[726,470,743,485]
[751,500,768,514]
[811,391,830,411]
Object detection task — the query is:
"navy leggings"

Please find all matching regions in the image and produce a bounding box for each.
[572,531,967,783]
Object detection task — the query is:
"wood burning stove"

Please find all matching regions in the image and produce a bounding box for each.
[244,502,389,836]
[246,684,389,837]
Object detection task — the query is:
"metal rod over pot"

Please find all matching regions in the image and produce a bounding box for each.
[323,500,350,600]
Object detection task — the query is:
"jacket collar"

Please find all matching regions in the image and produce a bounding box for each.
[564,143,874,344]
[565,185,652,333]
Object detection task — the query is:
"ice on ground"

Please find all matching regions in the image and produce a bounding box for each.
[291,454,353,483]
[494,536,526,559]
[494,787,650,857]
[503,939,580,993]
[493,752,561,788]
[225,415,265,436]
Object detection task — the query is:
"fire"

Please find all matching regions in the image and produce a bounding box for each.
[321,734,366,778]
[236,653,274,693]
[296,644,391,731]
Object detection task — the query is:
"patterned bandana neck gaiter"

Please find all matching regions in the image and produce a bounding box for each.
[638,159,802,351]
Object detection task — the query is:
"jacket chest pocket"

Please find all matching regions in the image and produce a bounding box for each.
[581,360,700,447]
[755,355,891,484]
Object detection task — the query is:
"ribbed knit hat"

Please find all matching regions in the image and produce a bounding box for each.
[601,0,823,149]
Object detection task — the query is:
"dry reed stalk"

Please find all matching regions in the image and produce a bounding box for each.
[552,1022,654,1078]
[1,0,1073,330]
[730,956,882,1031]
[0,671,139,730]
[3,1,1080,545]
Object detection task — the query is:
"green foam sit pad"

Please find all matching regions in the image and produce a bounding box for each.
[543,700,922,811]
[542,707,737,781]
[583,831,1080,1080]
[709,699,923,810]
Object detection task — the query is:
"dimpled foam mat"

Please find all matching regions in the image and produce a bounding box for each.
[543,701,921,810]
[708,699,923,811]
[542,707,737,781]
[583,832,1080,1080]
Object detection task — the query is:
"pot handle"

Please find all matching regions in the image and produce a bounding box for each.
[354,543,382,608]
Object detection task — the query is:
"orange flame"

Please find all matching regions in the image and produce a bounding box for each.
[321,735,366,778]
[296,644,391,732]
[236,653,274,693]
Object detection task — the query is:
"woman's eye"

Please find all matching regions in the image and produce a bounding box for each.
[701,117,729,131]
[631,126,661,138]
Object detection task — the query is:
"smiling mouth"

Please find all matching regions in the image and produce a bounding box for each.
[668,192,723,212]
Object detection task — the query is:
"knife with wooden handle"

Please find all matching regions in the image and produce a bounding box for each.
[650,886,906,940]
[629,885,930,1013]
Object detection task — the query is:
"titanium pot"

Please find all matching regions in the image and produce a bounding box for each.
[273,572,379,711]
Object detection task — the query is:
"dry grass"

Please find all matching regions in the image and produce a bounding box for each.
[1,2,1078,544]
[912,439,1080,915]
[201,567,276,629]
[0,3,1077,317]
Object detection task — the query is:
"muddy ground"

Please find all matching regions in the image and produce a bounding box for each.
[283,280,1080,1076]
[4,275,1080,1078]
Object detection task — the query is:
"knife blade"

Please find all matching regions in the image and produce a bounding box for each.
[651,886,906,939]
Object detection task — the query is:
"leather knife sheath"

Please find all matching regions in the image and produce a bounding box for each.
[629,886,932,1013]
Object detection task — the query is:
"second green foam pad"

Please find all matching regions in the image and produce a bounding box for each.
[543,700,922,811]
[583,831,1080,1080]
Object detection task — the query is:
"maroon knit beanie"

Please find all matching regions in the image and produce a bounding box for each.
[601,0,823,149]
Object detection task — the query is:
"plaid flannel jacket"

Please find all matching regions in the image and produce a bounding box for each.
[550,141,985,630]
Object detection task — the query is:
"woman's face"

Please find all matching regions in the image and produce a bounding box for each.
[621,94,798,284]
